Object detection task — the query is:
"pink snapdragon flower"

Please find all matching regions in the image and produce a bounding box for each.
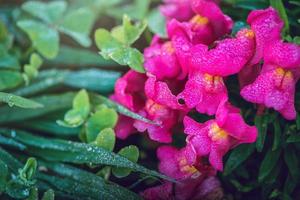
[141,146,222,200]
[133,99,180,143]
[238,7,284,87]
[167,0,233,46]
[112,70,182,143]
[157,146,216,179]
[141,176,223,200]
[241,40,300,120]
[144,36,181,80]
[111,70,147,139]
[178,29,255,115]
[160,0,194,22]
[184,99,258,171]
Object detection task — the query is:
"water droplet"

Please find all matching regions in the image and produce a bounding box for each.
[11,130,16,137]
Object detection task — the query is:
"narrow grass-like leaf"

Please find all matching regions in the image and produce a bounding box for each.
[0,92,43,109]
[284,146,299,180]
[39,162,141,200]
[286,134,300,143]
[258,148,281,182]
[0,134,26,150]
[255,115,268,152]
[272,118,281,151]
[0,93,75,124]
[0,129,173,182]
[224,143,255,175]
[47,45,116,67]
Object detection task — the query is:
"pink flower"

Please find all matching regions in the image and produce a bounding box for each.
[141,176,223,200]
[160,0,194,22]
[184,100,258,171]
[178,29,255,115]
[134,99,180,143]
[111,70,147,139]
[142,146,221,200]
[111,70,147,111]
[247,7,284,65]
[238,7,284,87]
[167,0,233,46]
[157,146,216,179]
[145,75,187,110]
[241,40,300,120]
[191,0,233,40]
[144,36,181,80]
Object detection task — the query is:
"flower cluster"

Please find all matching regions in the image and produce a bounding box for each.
[111,0,300,199]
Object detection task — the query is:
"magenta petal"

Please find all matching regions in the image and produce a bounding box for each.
[247,7,284,65]
[145,76,184,110]
[160,0,194,22]
[141,182,173,200]
[191,0,233,38]
[190,29,255,76]
[209,145,225,171]
[144,37,181,79]
[264,40,300,69]
[115,115,136,139]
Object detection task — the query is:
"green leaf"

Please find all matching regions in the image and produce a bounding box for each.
[122,15,147,45]
[19,157,37,181]
[94,28,145,73]
[0,134,26,150]
[38,162,141,200]
[26,187,38,200]
[94,128,116,151]
[24,53,43,81]
[64,69,121,93]
[224,143,255,175]
[58,8,95,47]
[0,93,75,124]
[0,92,43,108]
[91,93,158,125]
[85,105,118,142]
[0,159,8,192]
[112,145,139,178]
[0,129,170,181]
[258,148,281,182]
[147,9,167,38]
[255,114,268,152]
[272,118,282,151]
[0,70,23,90]
[47,45,116,67]
[22,0,67,24]
[58,90,90,127]
[270,0,289,34]
[286,134,300,143]
[17,20,59,59]
[41,189,55,200]
[284,146,299,180]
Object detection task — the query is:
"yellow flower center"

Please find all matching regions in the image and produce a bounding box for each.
[203,73,224,92]
[244,29,255,38]
[163,41,175,54]
[145,99,166,115]
[274,67,294,89]
[178,158,199,175]
[209,123,228,141]
[190,15,209,26]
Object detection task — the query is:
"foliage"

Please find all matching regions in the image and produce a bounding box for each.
[0,0,299,199]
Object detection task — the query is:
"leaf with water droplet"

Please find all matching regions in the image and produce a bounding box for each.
[0,92,43,109]
[112,145,139,178]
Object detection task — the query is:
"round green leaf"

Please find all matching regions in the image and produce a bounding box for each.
[94,128,116,151]
[17,20,59,59]
[112,145,139,178]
